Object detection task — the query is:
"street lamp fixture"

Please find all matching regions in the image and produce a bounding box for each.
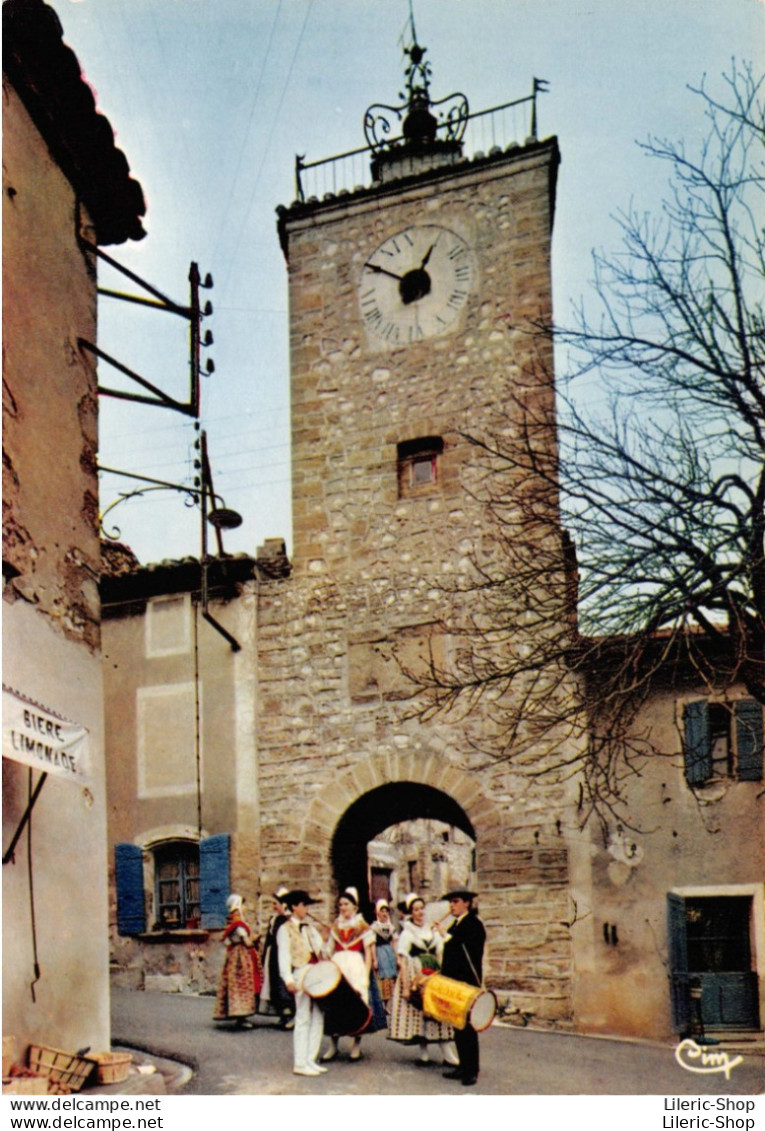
[207,506,243,531]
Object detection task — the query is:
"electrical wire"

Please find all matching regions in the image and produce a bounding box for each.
[218,0,315,299]
[210,1,285,267]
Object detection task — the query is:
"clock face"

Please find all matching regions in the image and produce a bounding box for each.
[359,224,475,345]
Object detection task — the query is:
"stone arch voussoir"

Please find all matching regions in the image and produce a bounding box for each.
[302,752,503,861]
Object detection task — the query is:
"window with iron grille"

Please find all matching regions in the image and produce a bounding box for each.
[153,842,200,929]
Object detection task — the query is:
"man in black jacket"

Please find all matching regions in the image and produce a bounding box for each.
[438,889,486,1087]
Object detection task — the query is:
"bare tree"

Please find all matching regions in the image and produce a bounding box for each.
[416,62,764,827]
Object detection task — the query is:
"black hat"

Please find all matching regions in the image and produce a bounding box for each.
[442,888,477,901]
[283,889,320,908]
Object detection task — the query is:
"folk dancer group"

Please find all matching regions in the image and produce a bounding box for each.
[213,885,487,1085]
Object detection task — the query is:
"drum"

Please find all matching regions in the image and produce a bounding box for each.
[421,973,497,1032]
[300,961,372,1036]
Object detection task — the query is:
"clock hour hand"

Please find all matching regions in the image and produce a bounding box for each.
[364,261,403,281]
[419,241,437,269]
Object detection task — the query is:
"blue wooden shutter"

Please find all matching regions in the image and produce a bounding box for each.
[199,834,230,928]
[667,893,691,1034]
[735,699,763,781]
[683,700,711,785]
[115,843,146,936]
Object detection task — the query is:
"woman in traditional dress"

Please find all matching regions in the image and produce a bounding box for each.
[259,886,295,1028]
[321,886,384,1061]
[370,899,398,1012]
[387,893,458,1066]
[213,894,263,1028]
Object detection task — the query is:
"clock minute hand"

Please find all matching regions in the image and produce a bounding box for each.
[364,261,403,282]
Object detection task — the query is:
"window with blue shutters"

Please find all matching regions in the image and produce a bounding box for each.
[682,698,763,785]
[115,834,231,934]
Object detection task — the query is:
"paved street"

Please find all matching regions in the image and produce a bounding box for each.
[111,989,764,1096]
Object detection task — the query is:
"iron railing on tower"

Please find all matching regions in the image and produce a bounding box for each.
[294,80,548,205]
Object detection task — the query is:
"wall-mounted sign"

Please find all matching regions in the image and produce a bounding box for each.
[2,686,90,783]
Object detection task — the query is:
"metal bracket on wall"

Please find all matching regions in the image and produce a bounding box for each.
[77,238,214,418]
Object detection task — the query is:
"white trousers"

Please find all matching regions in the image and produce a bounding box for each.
[293,982,324,1069]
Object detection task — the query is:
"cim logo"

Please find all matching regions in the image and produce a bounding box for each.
[674,1038,744,1081]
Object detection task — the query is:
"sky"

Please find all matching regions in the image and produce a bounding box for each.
[45,0,765,566]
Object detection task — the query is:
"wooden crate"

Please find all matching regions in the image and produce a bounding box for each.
[89,1052,132,1085]
[27,1046,96,1094]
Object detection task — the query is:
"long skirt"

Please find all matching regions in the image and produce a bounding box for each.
[387,956,454,1044]
[213,944,260,1021]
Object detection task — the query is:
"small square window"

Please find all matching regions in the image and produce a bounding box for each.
[397,436,444,498]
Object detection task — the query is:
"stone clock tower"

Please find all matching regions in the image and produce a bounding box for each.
[261,32,575,1023]
[277,51,559,579]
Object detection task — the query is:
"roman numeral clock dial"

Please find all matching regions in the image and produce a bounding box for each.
[359,225,475,344]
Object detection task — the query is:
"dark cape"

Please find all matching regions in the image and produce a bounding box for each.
[441,911,486,987]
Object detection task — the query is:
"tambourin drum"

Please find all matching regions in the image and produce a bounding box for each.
[421,973,497,1032]
[300,960,372,1036]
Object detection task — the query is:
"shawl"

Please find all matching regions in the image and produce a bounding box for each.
[222,916,251,943]
[397,920,441,957]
